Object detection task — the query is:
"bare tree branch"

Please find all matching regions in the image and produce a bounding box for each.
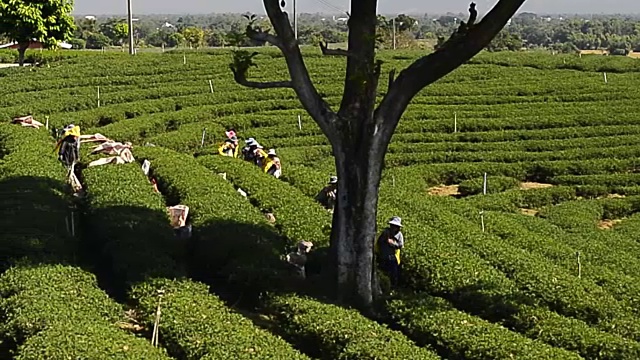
[376,0,525,142]
[387,69,396,94]
[259,0,338,141]
[319,42,351,57]
[231,68,292,89]
[247,27,284,50]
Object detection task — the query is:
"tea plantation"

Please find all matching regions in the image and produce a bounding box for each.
[1,48,640,359]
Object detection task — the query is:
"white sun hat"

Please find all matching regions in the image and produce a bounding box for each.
[328,176,338,184]
[245,138,256,145]
[389,216,402,227]
[267,149,277,156]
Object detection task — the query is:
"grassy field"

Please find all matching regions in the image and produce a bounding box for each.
[1,48,640,359]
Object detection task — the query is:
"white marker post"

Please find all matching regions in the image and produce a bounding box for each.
[183,53,186,65]
[298,114,302,130]
[161,43,165,53]
[97,86,101,107]
[201,128,206,147]
[480,211,485,232]
[209,80,214,93]
[454,112,458,133]
[603,72,608,84]
[45,116,49,130]
[392,175,395,187]
[483,172,488,195]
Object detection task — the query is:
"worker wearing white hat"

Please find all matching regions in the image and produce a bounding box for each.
[263,148,282,178]
[315,175,338,212]
[375,216,404,287]
[241,138,258,162]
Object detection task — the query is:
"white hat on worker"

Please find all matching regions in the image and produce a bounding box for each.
[389,216,402,227]
[329,176,338,184]
[246,138,256,145]
[267,149,277,156]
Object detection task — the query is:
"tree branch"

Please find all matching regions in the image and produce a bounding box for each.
[387,69,396,94]
[257,0,338,141]
[247,27,284,50]
[376,0,525,142]
[230,68,292,89]
[319,41,351,57]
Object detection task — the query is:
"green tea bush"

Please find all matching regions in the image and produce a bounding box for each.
[458,175,520,196]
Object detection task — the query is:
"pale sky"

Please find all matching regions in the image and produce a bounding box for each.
[73,0,640,16]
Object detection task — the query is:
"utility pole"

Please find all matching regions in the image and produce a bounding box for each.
[392,17,396,50]
[127,0,134,55]
[293,0,298,39]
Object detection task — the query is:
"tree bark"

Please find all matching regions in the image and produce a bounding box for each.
[17,43,28,67]
[330,120,385,309]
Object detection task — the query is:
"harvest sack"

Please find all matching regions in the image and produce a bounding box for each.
[12,115,43,128]
[167,205,189,228]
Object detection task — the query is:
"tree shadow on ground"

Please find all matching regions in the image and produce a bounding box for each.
[188,218,305,307]
[0,175,78,272]
[77,204,186,301]
[0,175,78,358]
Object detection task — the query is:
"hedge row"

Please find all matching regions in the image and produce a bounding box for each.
[458,176,520,196]
[0,125,171,359]
[81,163,186,289]
[197,155,332,248]
[80,152,307,359]
[131,279,309,360]
[266,294,440,359]
[413,195,640,340]
[0,265,172,359]
[0,124,75,269]
[132,146,287,289]
[388,295,581,360]
[488,212,640,311]
[375,182,640,358]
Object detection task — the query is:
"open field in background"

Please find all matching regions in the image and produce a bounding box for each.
[2,48,640,359]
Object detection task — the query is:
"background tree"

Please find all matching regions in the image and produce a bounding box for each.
[0,0,75,66]
[231,0,526,311]
[182,27,205,49]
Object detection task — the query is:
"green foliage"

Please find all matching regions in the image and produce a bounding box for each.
[0,0,75,48]
[266,294,440,359]
[198,155,332,248]
[388,295,580,359]
[458,175,520,196]
[181,27,204,49]
[131,279,309,359]
[133,146,287,291]
[0,124,75,269]
[81,162,186,288]
[0,265,171,359]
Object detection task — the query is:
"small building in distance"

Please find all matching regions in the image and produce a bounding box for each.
[0,40,73,50]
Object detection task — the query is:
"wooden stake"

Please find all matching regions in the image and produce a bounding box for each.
[209,80,214,93]
[297,114,302,130]
[603,72,608,84]
[97,86,100,107]
[151,291,163,347]
[201,128,206,147]
[183,53,186,65]
[577,251,581,278]
[483,172,487,195]
[45,116,49,130]
[480,211,485,232]
[454,112,457,133]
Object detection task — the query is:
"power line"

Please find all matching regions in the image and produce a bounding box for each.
[309,0,348,15]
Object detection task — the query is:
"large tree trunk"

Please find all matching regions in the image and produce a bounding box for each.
[330,114,386,311]
[17,43,28,67]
